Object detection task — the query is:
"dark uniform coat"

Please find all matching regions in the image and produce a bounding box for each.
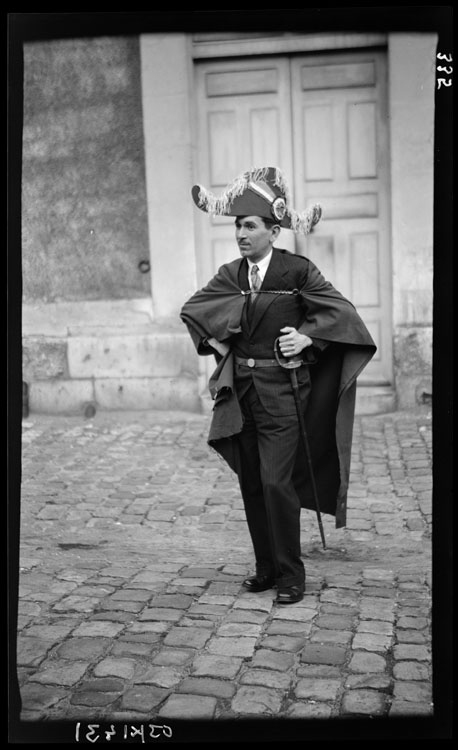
[181,247,376,528]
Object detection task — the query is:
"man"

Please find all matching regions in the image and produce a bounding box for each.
[181,167,376,604]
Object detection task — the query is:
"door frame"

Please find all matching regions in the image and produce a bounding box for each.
[192,43,393,386]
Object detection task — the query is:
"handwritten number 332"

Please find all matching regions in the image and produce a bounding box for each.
[437,53,453,89]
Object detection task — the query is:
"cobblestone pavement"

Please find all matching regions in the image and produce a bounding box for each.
[11,406,440,740]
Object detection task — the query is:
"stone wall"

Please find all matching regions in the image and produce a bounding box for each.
[388,34,436,409]
[22,36,150,302]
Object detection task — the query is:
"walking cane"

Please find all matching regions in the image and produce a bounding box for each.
[274,338,326,550]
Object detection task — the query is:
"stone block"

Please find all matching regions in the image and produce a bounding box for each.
[22,623,77,642]
[72,622,126,638]
[240,668,291,690]
[121,686,170,713]
[177,677,235,699]
[393,661,430,681]
[393,680,432,703]
[29,661,90,686]
[295,678,341,701]
[158,694,217,719]
[272,606,316,622]
[149,593,194,609]
[310,629,353,646]
[55,636,112,661]
[286,702,333,719]
[297,664,342,679]
[163,627,212,650]
[225,610,270,625]
[266,620,313,637]
[393,644,430,661]
[16,638,55,669]
[110,588,152,602]
[70,691,119,707]
[389,699,433,716]
[231,685,283,716]
[151,649,195,666]
[187,604,230,618]
[352,633,392,652]
[68,331,196,378]
[397,615,429,629]
[359,601,396,622]
[77,678,126,692]
[262,635,307,652]
[206,636,257,658]
[251,649,295,672]
[344,673,392,690]
[93,657,136,679]
[341,689,388,715]
[139,608,183,622]
[233,595,273,613]
[94,376,200,412]
[300,644,347,665]
[23,337,69,380]
[348,651,387,673]
[396,630,428,644]
[191,654,243,680]
[111,642,155,657]
[135,666,184,688]
[216,622,262,638]
[20,683,68,711]
[357,620,394,636]
[320,589,359,607]
[180,616,214,629]
[29,378,95,414]
[315,615,355,631]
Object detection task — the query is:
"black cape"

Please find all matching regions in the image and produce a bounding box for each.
[181,252,376,528]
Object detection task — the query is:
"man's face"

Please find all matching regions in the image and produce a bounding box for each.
[235,216,278,263]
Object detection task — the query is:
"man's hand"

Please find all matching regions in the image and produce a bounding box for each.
[278,327,313,357]
[207,337,230,357]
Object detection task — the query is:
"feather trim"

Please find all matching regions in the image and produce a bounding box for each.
[289,204,322,235]
[196,167,322,235]
[196,167,289,217]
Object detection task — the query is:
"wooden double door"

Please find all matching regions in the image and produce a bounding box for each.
[194,50,392,386]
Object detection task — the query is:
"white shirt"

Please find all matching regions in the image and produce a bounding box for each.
[247,250,272,288]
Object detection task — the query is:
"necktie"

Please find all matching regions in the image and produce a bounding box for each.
[250,264,262,299]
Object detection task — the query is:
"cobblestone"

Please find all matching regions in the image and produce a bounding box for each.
[341,689,388,715]
[294,678,341,701]
[251,649,295,672]
[12,407,440,738]
[239,668,291,690]
[92,657,137,679]
[231,685,283,715]
[301,644,347,665]
[393,644,431,661]
[158,694,217,719]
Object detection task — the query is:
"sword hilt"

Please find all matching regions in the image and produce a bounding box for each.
[273,337,303,369]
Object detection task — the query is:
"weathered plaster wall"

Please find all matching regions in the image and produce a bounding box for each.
[388,33,436,408]
[22,36,150,302]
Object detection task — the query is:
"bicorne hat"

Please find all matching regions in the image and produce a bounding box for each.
[191,166,321,235]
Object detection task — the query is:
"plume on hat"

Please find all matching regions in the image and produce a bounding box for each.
[192,166,322,235]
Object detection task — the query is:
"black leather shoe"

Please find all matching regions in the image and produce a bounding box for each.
[275,585,305,604]
[242,575,275,592]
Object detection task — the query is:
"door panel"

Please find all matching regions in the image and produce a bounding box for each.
[194,50,392,386]
[291,52,392,385]
[194,57,295,286]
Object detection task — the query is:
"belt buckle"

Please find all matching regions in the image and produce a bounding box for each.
[247,358,255,368]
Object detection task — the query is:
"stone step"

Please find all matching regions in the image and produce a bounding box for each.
[28,376,201,415]
[355,385,396,415]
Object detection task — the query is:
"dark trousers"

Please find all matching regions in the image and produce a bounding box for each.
[235,384,307,588]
